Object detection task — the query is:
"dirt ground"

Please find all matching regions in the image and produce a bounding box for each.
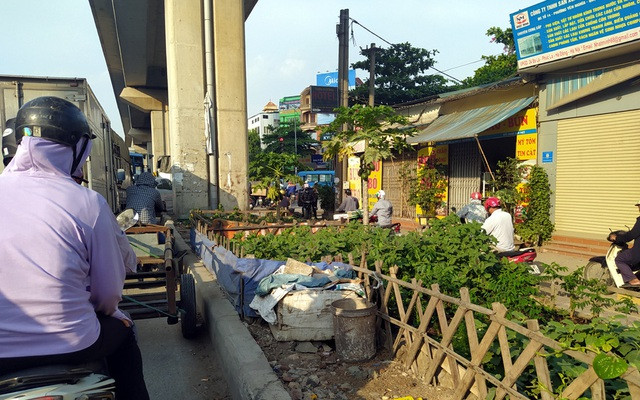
[245,319,455,400]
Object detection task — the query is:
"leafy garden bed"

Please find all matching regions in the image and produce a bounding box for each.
[229,215,640,399]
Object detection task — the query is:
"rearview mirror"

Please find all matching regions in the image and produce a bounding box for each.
[116,209,139,231]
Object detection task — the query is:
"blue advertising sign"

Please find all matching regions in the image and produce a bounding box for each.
[311,154,324,163]
[542,151,554,163]
[316,70,356,87]
[510,0,640,69]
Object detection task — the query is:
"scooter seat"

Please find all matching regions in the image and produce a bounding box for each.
[0,360,105,393]
[498,248,535,258]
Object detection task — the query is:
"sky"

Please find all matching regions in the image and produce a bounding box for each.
[0,0,536,135]
[245,0,534,115]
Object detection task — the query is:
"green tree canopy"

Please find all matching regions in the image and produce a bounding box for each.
[462,27,517,87]
[248,152,303,182]
[248,129,261,161]
[321,104,415,179]
[262,124,318,156]
[350,42,449,106]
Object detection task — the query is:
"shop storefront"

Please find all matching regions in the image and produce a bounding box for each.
[411,97,538,213]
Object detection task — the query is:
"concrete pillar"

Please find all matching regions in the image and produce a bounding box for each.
[213,0,249,210]
[165,0,208,217]
[150,109,169,173]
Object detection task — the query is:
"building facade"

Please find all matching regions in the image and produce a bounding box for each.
[247,101,279,149]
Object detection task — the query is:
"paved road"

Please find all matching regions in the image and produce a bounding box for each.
[136,317,230,400]
[536,249,592,274]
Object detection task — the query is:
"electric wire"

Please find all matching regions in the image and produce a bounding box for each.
[348,17,464,84]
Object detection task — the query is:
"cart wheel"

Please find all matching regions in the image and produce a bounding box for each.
[180,273,197,339]
[584,260,614,286]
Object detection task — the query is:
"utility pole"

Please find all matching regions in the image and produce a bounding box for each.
[336,8,349,207]
[360,43,378,224]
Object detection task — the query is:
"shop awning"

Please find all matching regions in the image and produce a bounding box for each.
[410,96,536,144]
[547,63,640,110]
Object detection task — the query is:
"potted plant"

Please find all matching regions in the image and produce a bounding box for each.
[408,154,447,224]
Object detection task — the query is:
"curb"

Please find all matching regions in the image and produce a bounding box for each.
[168,223,290,400]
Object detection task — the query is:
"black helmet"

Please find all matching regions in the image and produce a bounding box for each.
[14,96,93,147]
[344,189,351,196]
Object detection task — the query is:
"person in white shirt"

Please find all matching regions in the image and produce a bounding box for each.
[481,197,515,252]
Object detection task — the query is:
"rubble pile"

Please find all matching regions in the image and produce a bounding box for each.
[246,321,455,400]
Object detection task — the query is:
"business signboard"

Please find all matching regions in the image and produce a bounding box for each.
[279,95,301,111]
[510,0,640,70]
[310,86,339,113]
[316,70,356,87]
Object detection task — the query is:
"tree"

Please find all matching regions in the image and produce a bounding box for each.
[262,124,317,155]
[462,27,517,87]
[515,165,554,246]
[321,104,415,223]
[248,152,302,182]
[408,154,448,219]
[350,42,449,106]
[248,152,305,202]
[248,129,261,161]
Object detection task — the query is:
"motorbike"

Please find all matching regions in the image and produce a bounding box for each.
[0,362,115,400]
[369,215,401,234]
[497,247,541,274]
[583,230,637,288]
[453,207,540,274]
[0,211,141,400]
[332,211,401,234]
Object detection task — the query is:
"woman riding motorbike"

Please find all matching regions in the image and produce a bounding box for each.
[0,97,149,400]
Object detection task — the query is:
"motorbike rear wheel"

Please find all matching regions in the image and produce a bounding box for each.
[584,260,614,286]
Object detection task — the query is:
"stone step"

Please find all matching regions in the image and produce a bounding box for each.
[542,236,610,259]
[540,244,600,260]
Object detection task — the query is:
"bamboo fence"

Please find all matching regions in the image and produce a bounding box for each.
[191,209,348,240]
[210,230,640,399]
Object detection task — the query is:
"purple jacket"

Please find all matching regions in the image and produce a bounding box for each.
[0,137,137,358]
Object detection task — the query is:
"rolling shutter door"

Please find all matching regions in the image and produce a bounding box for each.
[449,142,482,212]
[555,109,640,236]
[382,151,418,219]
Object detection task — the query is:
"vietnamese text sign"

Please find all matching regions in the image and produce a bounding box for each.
[516,133,538,160]
[484,108,537,136]
[367,161,382,211]
[510,0,640,69]
[347,156,362,206]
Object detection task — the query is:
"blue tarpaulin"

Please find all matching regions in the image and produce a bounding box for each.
[190,228,352,317]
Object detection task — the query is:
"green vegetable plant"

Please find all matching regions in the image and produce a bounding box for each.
[408,153,447,218]
[219,213,640,399]
[516,165,554,246]
[489,157,525,216]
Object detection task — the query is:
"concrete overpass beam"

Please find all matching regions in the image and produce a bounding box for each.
[119,87,166,112]
[150,109,169,173]
[213,0,249,210]
[164,0,208,217]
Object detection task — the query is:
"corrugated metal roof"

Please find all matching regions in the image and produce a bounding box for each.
[410,96,536,144]
[547,63,640,110]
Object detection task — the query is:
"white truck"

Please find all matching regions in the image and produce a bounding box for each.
[0,75,132,212]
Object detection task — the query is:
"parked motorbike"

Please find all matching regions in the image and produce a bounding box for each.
[0,362,115,400]
[497,247,541,274]
[332,211,401,234]
[583,230,637,288]
[0,210,142,400]
[369,215,401,234]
